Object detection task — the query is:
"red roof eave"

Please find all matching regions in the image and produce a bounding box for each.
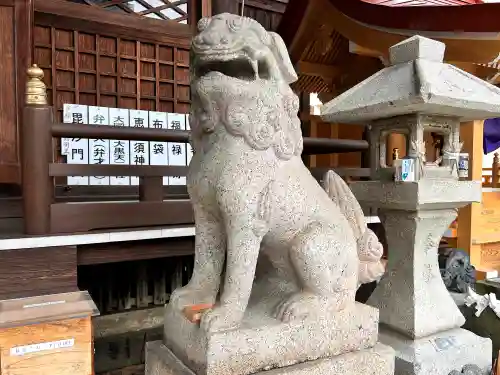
[362,0,481,5]
[327,0,500,33]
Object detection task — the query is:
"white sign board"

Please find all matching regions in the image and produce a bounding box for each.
[63,104,89,185]
[61,105,190,186]
[109,108,131,186]
[10,339,75,357]
[88,106,110,185]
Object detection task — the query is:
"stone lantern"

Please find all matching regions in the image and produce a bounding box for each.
[322,35,500,375]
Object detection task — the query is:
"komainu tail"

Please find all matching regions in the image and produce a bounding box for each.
[322,170,386,285]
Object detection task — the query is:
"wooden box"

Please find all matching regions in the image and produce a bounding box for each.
[0,291,99,375]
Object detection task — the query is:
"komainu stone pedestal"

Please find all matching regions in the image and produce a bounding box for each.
[145,301,394,375]
[145,341,395,375]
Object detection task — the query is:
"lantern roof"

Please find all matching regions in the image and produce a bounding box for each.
[321,35,500,123]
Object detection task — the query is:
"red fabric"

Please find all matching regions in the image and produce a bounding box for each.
[362,0,481,5]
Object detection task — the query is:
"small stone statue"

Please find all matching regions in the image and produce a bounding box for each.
[170,13,385,333]
[440,248,476,293]
[431,132,444,164]
[392,147,400,161]
[465,287,500,319]
[448,364,485,375]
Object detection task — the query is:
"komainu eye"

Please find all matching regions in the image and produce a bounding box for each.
[227,18,243,32]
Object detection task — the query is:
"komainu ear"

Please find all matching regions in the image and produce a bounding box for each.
[268,32,298,85]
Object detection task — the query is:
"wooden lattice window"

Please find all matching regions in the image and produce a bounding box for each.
[33,25,191,121]
[68,0,189,23]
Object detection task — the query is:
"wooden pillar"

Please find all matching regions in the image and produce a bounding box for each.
[188,0,212,30]
[139,176,163,201]
[0,0,33,184]
[329,124,339,168]
[22,65,53,235]
[338,124,364,167]
[308,118,318,168]
[361,127,370,169]
[212,0,238,15]
[493,153,499,188]
[457,120,483,267]
[299,92,313,167]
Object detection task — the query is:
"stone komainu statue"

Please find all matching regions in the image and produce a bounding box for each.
[170,13,385,332]
[440,248,476,294]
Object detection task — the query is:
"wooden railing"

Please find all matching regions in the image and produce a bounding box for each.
[22,105,195,235]
[483,152,500,187]
[21,66,370,236]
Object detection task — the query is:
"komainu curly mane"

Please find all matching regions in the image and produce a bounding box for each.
[189,13,302,160]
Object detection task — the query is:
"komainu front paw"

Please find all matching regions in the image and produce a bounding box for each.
[169,285,216,310]
[200,305,243,333]
[274,293,330,323]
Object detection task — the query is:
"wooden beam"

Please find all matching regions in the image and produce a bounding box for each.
[35,0,192,49]
[238,0,287,13]
[330,123,339,168]
[451,62,499,82]
[296,61,340,80]
[50,200,194,234]
[77,238,194,265]
[138,1,187,16]
[349,42,384,59]
[0,246,77,300]
[134,0,168,20]
[97,0,130,7]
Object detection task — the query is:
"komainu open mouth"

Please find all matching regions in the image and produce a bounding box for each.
[196,56,271,81]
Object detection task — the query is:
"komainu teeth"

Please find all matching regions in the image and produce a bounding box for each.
[251,60,258,78]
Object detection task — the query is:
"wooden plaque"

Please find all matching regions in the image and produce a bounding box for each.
[0,291,99,375]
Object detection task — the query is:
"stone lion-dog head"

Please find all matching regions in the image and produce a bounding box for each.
[189,13,302,160]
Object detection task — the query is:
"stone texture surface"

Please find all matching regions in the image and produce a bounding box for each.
[369,207,466,338]
[350,180,482,211]
[378,327,492,375]
[164,302,378,375]
[145,340,396,375]
[321,36,500,123]
[350,180,481,339]
[146,341,194,375]
[322,170,385,284]
[171,12,385,336]
[389,35,445,65]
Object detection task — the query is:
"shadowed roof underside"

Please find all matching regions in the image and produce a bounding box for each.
[278,0,500,94]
